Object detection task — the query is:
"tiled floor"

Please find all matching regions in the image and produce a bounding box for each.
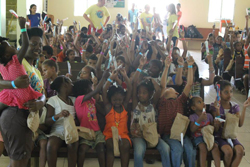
[0,50,250,166]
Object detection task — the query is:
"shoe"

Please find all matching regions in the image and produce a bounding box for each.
[145,159,155,164]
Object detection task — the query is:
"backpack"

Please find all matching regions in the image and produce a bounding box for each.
[185,25,203,38]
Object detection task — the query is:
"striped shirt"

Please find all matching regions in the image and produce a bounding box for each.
[244,44,250,69]
[158,93,188,135]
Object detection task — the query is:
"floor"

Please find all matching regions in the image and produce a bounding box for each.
[0,50,250,166]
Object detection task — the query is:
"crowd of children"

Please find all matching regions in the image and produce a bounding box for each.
[0,1,250,167]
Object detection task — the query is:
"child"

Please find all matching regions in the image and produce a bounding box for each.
[73,70,109,167]
[45,76,78,167]
[43,46,54,59]
[87,54,98,68]
[42,59,58,98]
[131,56,171,167]
[189,96,221,167]
[158,56,196,167]
[27,4,41,28]
[102,69,132,167]
[64,49,77,63]
[0,17,42,111]
[210,80,250,167]
[78,65,96,81]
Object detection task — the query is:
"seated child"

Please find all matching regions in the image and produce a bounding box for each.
[210,80,250,167]
[158,55,196,167]
[102,68,132,167]
[189,96,221,167]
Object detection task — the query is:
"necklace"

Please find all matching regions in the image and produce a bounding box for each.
[114,107,122,127]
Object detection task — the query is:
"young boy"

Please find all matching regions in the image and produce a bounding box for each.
[158,56,196,167]
[43,45,53,59]
[87,54,98,68]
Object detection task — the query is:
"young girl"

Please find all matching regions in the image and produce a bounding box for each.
[45,76,78,167]
[64,49,77,63]
[174,53,215,98]
[102,68,132,167]
[201,33,214,60]
[189,96,221,167]
[42,58,58,98]
[131,56,171,167]
[210,80,250,167]
[73,70,109,167]
[158,56,196,167]
[78,65,96,81]
[0,17,42,111]
[27,4,41,28]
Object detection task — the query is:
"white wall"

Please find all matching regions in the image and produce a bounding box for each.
[0,0,6,36]
[26,0,43,15]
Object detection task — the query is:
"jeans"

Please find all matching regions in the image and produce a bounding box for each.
[162,135,196,167]
[132,138,171,167]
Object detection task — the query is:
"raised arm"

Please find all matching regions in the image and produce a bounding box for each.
[150,78,161,107]
[246,15,249,36]
[201,53,215,86]
[175,56,184,86]
[17,17,29,64]
[120,68,132,109]
[183,56,194,96]
[103,70,118,106]
[180,31,187,58]
[160,56,171,96]
[82,70,109,103]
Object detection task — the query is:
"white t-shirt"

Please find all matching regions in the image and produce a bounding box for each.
[46,95,76,140]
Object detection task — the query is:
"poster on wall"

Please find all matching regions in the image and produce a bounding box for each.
[105,0,125,8]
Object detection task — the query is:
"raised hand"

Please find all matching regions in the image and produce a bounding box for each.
[243,97,250,108]
[18,17,26,29]
[139,56,147,66]
[177,56,184,66]
[165,56,172,67]
[187,55,195,65]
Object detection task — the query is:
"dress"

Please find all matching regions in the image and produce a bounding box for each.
[0,55,42,109]
[103,106,131,144]
[46,95,76,140]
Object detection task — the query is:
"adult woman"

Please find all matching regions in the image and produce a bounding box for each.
[27,4,42,28]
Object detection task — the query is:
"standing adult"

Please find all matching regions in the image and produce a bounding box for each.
[153,7,162,39]
[140,5,154,30]
[166,3,179,46]
[27,4,42,28]
[128,3,138,31]
[83,0,110,35]
[0,27,46,167]
[176,3,182,25]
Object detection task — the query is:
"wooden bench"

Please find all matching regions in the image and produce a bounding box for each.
[178,28,219,50]
[58,62,86,81]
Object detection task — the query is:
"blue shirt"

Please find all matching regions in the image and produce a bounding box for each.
[128,9,138,23]
[27,13,41,27]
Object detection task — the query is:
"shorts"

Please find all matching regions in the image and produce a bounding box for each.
[35,129,48,147]
[0,107,33,160]
[215,137,243,149]
[193,136,218,147]
[79,131,105,149]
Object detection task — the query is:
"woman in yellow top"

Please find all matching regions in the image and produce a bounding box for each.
[166,3,179,46]
[140,5,154,31]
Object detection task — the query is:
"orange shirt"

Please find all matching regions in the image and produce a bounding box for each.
[56,51,66,62]
[103,106,131,145]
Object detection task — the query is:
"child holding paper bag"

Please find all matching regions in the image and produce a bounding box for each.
[45,76,78,167]
[130,56,171,167]
[73,70,109,167]
[188,96,221,167]
[158,55,196,167]
[103,69,132,167]
[210,80,250,167]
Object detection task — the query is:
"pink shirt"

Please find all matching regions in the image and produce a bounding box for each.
[75,95,100,131]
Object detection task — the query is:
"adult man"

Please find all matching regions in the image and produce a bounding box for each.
[83,0,110,35]
[140,5,154,30]
[128,3,138,31]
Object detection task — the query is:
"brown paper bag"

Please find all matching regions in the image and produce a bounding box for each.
[111,126,120,156]
[27,111,40,133]
[64,115,79,144]
[222,113,239,139]
[170,113,190,141]
[142,122,159,148]
[76,127,96,141]
[201,125,214,151]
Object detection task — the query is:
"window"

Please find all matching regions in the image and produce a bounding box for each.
[74,0,96,16]
[208,0,235,22]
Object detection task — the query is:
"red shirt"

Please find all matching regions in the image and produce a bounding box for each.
[158,93,188,135]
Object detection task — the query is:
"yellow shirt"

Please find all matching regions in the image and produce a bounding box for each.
[85,4,110,28]
[22,58,44,93]
[140,12,154,30]
[167,14,179,38]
